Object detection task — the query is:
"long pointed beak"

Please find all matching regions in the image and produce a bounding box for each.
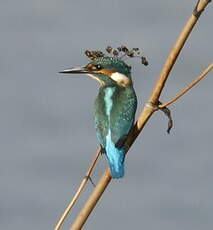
[59,66,91,74]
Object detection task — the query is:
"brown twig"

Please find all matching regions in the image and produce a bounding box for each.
[125,0,211,150]
[54,148,101,230]
[69,1,211,229]
[159,63,213,109]
[149,0,211,104]
[70,169,112,230]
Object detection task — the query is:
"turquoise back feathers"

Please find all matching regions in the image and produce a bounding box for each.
[94,61,137,178]
[95,85,137,178]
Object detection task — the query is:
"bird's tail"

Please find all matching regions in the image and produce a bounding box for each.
[105,138,125,179]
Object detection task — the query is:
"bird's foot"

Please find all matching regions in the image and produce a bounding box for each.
[100,146,105,155]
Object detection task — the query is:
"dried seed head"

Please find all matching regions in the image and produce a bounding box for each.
[84,45,148,66]
[94,51,104,57]
[112,49,119,56]
[132,48,139,51]
[121,45,129,53]
[127,50,134,57]
[84,50,94,59]
[141,56,148,66]
[117,47,122,52]
[106,46,113,54]
[85,50,105,60]
[132,48,140,55]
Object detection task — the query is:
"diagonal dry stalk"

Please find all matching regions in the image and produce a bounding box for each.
[68,1,212,229]
[159,63,213,108]
[123,0,212,152]
[54,148,102,230]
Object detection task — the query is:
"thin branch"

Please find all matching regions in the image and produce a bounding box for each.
[54,148,101,230]
[149,0,211,104]
[159,63,213,108]
[70,169,112,230]
[69,1,211,229]
[126,0,211,149]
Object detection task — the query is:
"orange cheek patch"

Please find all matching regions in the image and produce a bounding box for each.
[86,63,95,71]
[96,69,116,76]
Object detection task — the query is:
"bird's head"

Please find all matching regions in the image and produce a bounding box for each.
[60,57,132,87]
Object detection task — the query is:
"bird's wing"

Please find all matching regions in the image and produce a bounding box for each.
[94,95,109,148]
[110,93,137,147]
[94,86,137,149]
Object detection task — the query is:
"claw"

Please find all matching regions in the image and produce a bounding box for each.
[100,146,105,155]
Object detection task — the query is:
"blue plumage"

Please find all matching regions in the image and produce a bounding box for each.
[105,130,125,178]
[95,83,137,179]
[60,57,137,179]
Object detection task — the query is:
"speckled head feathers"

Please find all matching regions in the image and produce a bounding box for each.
[88,57,131,77]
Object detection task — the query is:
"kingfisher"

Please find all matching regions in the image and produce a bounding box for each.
[60,56,137,178]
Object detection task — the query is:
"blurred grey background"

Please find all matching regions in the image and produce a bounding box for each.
[0,0,212,229]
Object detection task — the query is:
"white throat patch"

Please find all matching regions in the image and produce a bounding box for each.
[111,72,131,87]
[87,73,105,86]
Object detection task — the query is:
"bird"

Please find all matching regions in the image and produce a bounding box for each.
[60,56,137,178]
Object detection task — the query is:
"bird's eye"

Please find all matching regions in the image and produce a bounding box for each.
[96,65,102,70]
